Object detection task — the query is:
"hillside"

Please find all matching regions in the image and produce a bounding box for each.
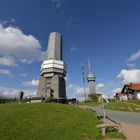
[0,103,101,140]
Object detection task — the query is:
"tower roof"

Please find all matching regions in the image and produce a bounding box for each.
[87,59,95,78]
[47,32,62,60]
[88,73,94,78]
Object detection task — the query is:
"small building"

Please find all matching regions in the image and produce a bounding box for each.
[115,92,127,101]
[30,97,44,103]
[115,83,140,101]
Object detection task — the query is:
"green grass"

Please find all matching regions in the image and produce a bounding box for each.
[127,100,140,105]
[0,103,102,140]
[104,127,126,140]
[105,101,140,112]
[80,101,102,106]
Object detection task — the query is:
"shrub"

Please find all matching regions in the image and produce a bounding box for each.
[88,94,99,102]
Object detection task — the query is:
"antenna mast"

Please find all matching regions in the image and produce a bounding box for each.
[82,63,87,101]
[87,58,91,74]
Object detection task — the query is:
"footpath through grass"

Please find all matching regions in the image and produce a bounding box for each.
[0,103,102,140]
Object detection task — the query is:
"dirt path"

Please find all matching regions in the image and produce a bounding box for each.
[120,123,140,140]
[79,105,140,140]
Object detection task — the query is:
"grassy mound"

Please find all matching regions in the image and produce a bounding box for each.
[0,103,101,140]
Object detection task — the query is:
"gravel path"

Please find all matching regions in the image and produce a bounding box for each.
[91,106,140,125]
[120,123,140,140]
[79,105,140,140]
[79,105,140,125]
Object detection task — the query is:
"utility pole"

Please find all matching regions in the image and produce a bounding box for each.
[102,97,106,122]
[82,63,87,101]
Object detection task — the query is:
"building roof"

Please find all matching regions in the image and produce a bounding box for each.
[115,83,140,97]
[116,92,124,96]
[126,83,140,91]
[120,83,140,93]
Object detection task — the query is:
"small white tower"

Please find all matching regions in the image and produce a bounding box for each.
[87,59,96,94]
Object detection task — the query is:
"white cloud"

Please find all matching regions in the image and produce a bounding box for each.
[67,83,108,101]
[67,84,76,89]
[0,69,11,75]
[67,84,88,101]
[112,88,122,93]
[118,69,140,84]
[0,57,17,66]
[0,86,36,98]
[0,18,16,25]
[22,79,39,87]
[0,23,46,65]
[128,50,140,61]
[95,83,106,93]
[0,87,18,98]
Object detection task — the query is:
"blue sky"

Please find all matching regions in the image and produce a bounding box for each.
[0,0,140,100]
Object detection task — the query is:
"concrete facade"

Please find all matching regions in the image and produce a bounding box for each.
[87,60,96,94]
[87,73,96,94]
[37,32,66,99]
[47,32,62,60]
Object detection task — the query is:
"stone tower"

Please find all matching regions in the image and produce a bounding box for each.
[87,60,96,94]
[37,32,67,99]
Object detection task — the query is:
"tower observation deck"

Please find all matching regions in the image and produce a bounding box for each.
[37,32,67,100]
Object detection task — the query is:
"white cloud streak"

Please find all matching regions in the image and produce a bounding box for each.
[0,69,11,75]
[128,50,140,61]
[0,86,36,98]
[127,63,135,69]
[95,83,106,93]
[67,84,88,101]
[0,57,17,66]
[19,73,27,77]
[22,79,39,87]
[112,88,122,93]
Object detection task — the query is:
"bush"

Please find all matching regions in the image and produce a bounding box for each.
[88,94,99,102]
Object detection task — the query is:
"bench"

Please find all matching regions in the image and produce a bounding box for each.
[96,123,121,136]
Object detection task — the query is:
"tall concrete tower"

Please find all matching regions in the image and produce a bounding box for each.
[87,60,96,94]
[37,32,67,100]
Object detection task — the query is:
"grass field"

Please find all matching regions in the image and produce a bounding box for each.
[80,101,102,106]
[0,103,102,140]
[127,100,140,105]
[105,101,140,112]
